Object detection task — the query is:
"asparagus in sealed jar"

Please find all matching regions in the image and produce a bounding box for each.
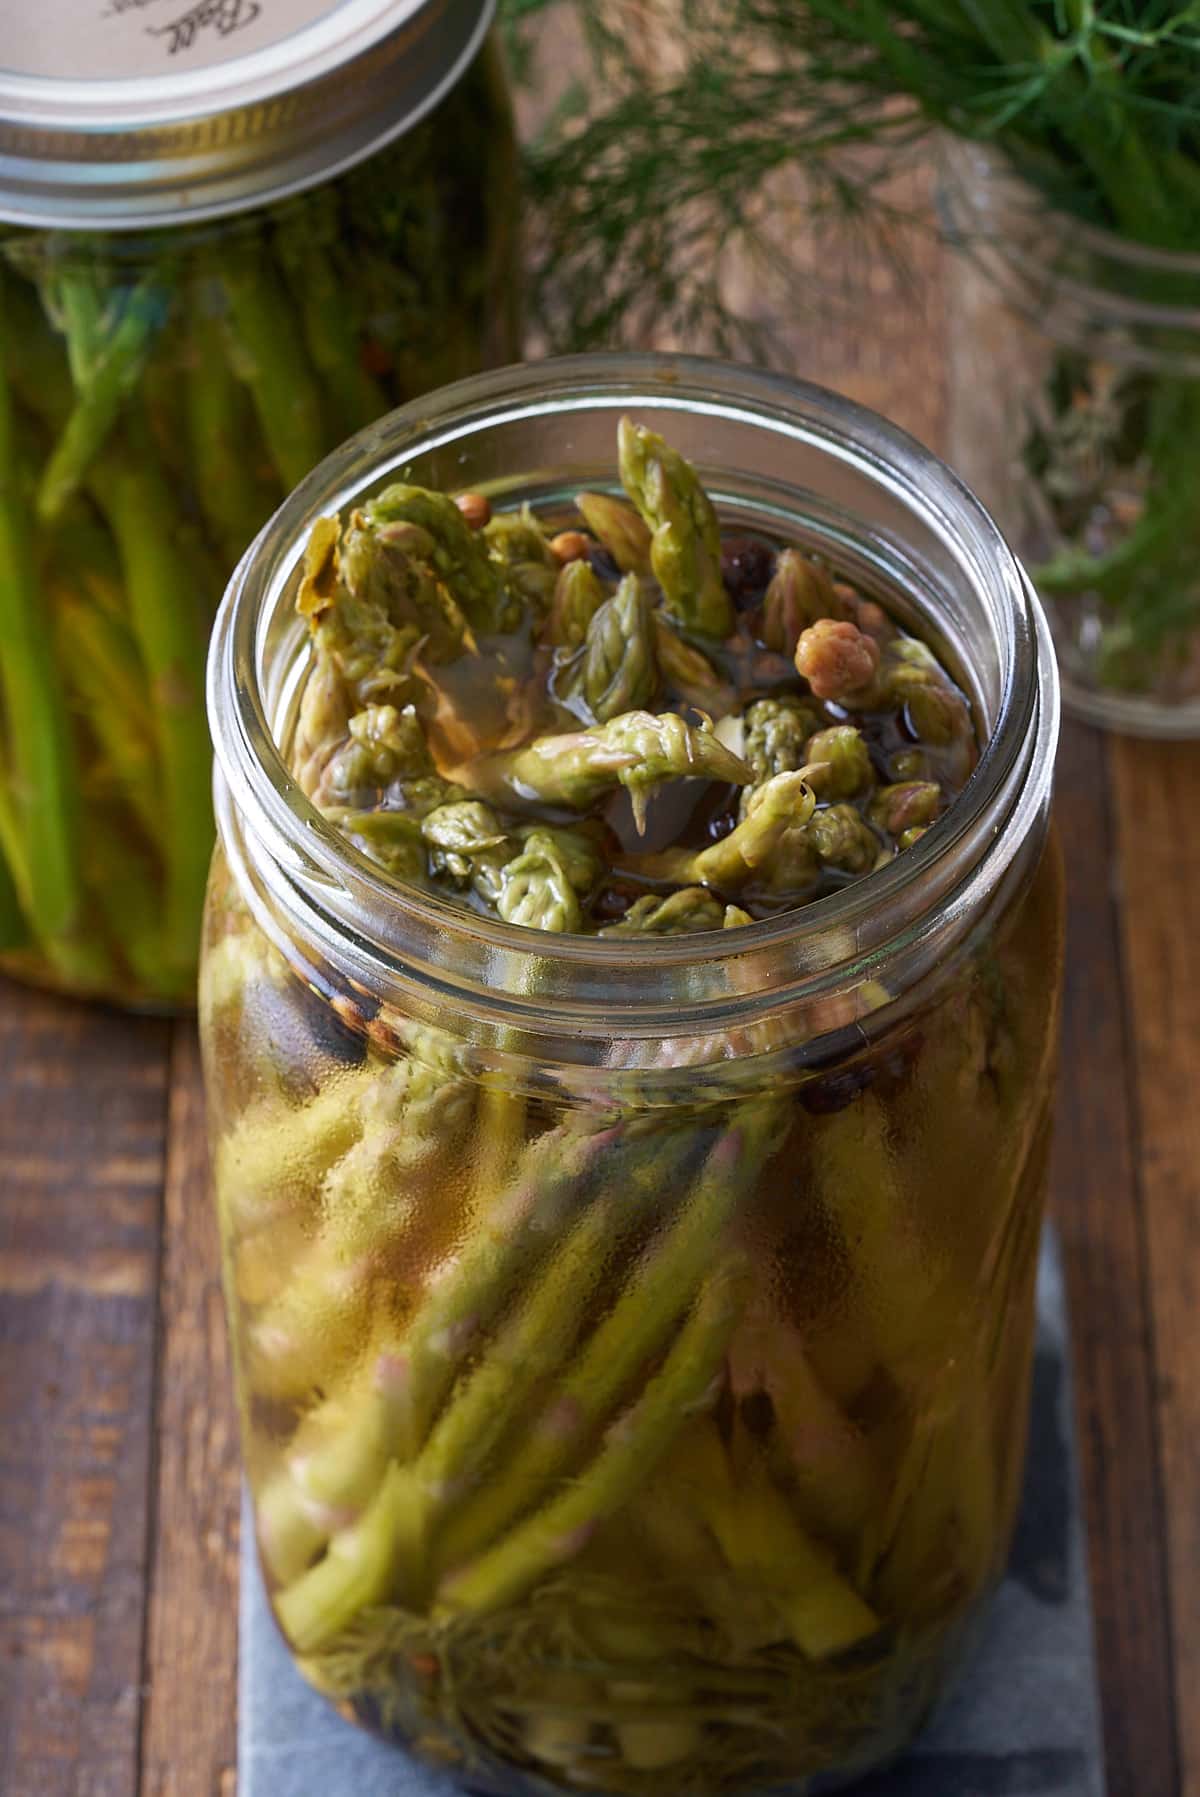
[0,21,517,1006]
[203,405,1061,1796]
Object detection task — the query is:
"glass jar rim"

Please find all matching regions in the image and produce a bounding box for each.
[209,352,1059,1042]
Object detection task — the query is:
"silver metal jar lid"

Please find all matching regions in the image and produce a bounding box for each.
[0,0,495,230]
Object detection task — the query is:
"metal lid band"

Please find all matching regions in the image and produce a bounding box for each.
[0,0,494,229]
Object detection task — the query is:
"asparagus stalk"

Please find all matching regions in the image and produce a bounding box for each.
[545,558,608,649]
[740,695,825,803]
[416,1130,697,1524]
[273,191,388,443]
[598,887,727,935]
[622,768,819,893]
[431,1105,783,1576]
[0,835,26,950]
[88,429,213,990]
[434,1256,746,1622]
[574,490,652,575]
[804,726,872,798]
[364,485,511,635]
[466,709,752,830]
[483,507,561,616]
[668,1420,879,1658]
[215,1065,377,1236]
[36,271,164,525]
[808,1092,967,1401]
[652,613,735,712]
[185,283,277,566]
[618,418,733,638]
[220,245,327,492]
[389,1120,622,1458]
[82,810,179,997]
[259,1122,664,1583]
[496,835,582,932]
[729,1300,880,1553]
[274,1462,425,1655]
[559,574,658,723]
[257,1344,414,1585]
[243,1061,475,1404]
[53,594,162,843]
[805,803,880,875]
[759,548,845,656]
[0,307,92,980]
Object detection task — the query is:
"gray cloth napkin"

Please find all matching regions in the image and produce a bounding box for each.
[239,1229,1106,1797]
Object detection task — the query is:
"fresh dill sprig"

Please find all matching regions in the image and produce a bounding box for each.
[504,0,1200,354]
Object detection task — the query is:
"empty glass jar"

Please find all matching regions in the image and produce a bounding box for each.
[943,140,1200,737]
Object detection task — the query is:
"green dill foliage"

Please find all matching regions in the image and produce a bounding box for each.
[502,0,1200,350]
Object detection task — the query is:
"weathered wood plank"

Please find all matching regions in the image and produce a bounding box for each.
[1048,721,1180,1797]
[0,977,170,1797]
[1110,735,1200,1797]
[138,1022,239,1797]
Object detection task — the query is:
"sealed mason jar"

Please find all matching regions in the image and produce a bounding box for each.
[0,0,518,1006]
[202,355,1063,1795]
[942,140,1200,738]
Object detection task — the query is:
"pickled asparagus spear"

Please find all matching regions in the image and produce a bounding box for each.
[220,246,327,493]
[652,613,734,712]
[260,1127,691,1587]
[435,1258,747,1621]
[0,312,94,983]
[668,1421,879,1658]
[88,432,213,989]
[598,887,726,935]
[618,418,733,638]
[275,1462,426,1655]
[365,485,512,635]
[496,837,582,931]
[432,1105,783,1576]
[574,491,652,575]
[36,271,164,525]
[545,557,609,649]
[759,548,845,656]
[559,574,658,723]
[621,769,818,893]
[53,593,162,843]
[484,506,561,615]
[466,710,752,830]
[273,187,388,443]
[390,1120,623,1458]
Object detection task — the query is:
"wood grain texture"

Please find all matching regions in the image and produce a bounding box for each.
[137,1024,239,1797]
[0,977,169,1797]
[1110,737,1200,1797]
[1048,724,1181,1797]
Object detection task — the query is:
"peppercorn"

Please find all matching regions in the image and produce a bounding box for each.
[454,492,492,530]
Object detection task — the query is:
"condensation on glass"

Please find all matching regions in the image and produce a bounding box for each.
[201,357,1064,1797]
[0,0,519,1004]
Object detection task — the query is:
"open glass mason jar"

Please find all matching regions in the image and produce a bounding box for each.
[0,0,518,1005]
[202,355,1063,1795]
[943,140,1200,738]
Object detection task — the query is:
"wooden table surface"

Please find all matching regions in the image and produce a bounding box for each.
[1,206,1198,1797]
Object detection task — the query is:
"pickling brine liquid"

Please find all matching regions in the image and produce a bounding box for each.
[202,837,1061,1795]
